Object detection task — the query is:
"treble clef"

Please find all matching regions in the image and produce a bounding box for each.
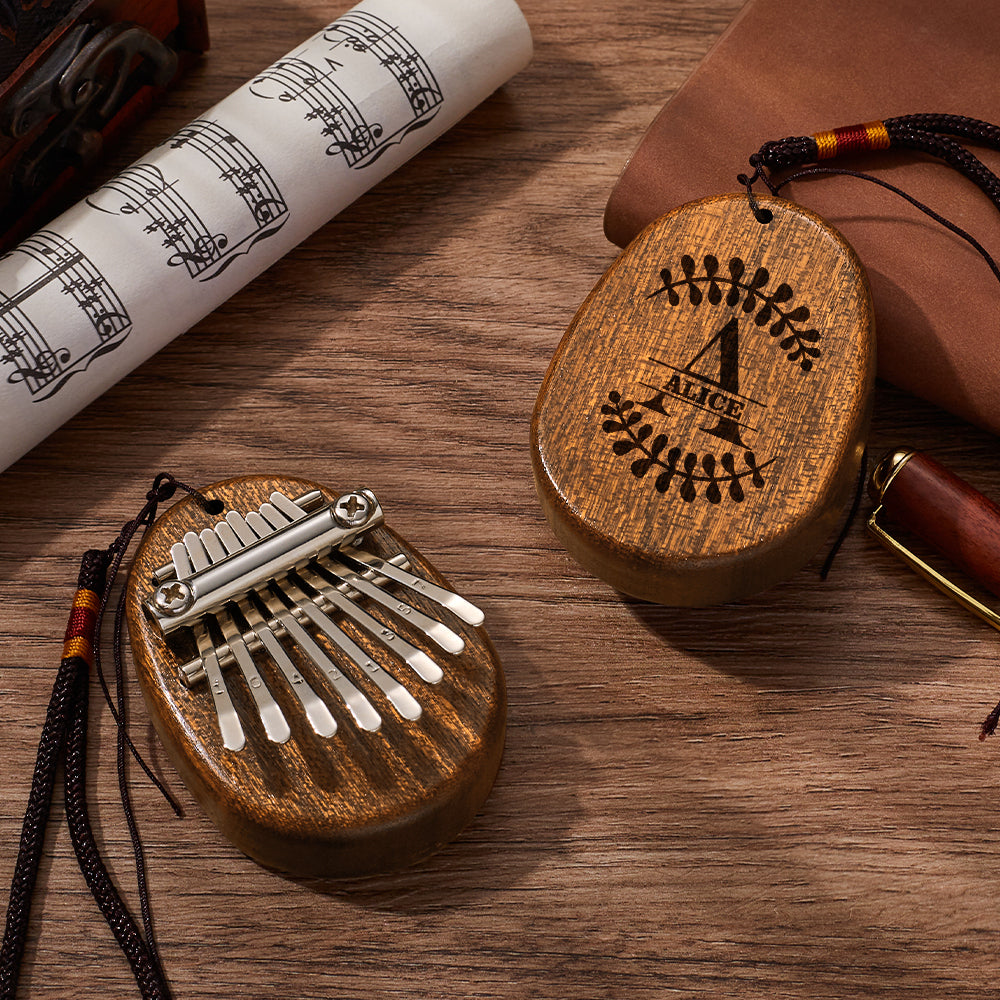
[326,124,382,160]
[166,233,229,271]
[5,347,71,386]
[252,198,287,226]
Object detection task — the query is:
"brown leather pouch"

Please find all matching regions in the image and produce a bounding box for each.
[603,0,1000,436]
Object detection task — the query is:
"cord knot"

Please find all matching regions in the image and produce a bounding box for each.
[146,473,178,504]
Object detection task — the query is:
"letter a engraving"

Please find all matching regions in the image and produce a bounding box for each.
[683,316,748,448]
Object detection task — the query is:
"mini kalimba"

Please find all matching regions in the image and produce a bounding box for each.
[124,475,505,878]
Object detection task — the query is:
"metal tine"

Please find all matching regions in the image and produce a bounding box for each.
[260,590,382,731]
[214,518,244,557]
[225,510,258,547]
[318,553,466,655]
[184,530,211,572]
[257,498,426,714]
[213,516,337,739]
[183,524,247,749]
[170,541,193,581]
[261,494,444,685]
[193,622,245,751]
[216,617,291,744]
[245,510,275,539]
[297,566,443,684]
[258,500,294,530]
[197,517,291,746]
[223,501,383,732]
[200,528,227,564]
[269,491,309,522]
[282,578,422,721]
[339,547,485,626]
[251,626,338,738]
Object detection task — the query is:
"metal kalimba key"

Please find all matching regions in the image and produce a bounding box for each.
[144,487,482,750]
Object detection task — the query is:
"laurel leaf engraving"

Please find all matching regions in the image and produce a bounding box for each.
[644,254,821,371]
[648,434,668,459]
[598,392,776,504]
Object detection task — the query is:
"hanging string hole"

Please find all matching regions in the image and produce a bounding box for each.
[203,498,224,515]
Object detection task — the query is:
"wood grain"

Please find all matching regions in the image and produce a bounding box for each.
[126,475,505,878]
[2,1,1000,998]
[532,195,874,605]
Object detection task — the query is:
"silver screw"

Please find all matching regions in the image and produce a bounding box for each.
[153,580,194,616]
[333,492,372,528]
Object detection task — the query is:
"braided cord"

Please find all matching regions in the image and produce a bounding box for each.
[885,113,1000,152]
[748,113,1000,214]
[0,658,85,999]
[0,472,210,999]
[63,665,171,999]
[737,117,1000,601]
[0,551,110,1000]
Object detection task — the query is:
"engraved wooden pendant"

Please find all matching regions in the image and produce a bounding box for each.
[125,475,505,877]
[531,194,875,606]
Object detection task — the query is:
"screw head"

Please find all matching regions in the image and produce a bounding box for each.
[153,580,194,616]
[333,492,372,528]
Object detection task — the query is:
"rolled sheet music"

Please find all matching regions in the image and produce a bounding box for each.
[0,0,532,472]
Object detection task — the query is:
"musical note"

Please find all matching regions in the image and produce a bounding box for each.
[326,13,444,118]
[219,165,262,185]
[251,58,341,103]
[338,34,368,52]
[0,232,131,399]
[250,11,444,169]
[86,122,289,282]
[168,126,198,149]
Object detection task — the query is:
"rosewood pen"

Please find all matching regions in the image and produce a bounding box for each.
[868,448,1000,737]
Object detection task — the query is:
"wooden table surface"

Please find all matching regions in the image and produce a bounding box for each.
[3,1,1000,997]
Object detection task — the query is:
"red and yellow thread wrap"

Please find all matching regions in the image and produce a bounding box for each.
[813,120,890,160]
[62,587,100,664]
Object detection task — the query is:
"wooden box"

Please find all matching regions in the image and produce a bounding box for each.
[0,0,208,245]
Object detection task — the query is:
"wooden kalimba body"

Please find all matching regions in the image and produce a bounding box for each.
[125,475,505,878]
